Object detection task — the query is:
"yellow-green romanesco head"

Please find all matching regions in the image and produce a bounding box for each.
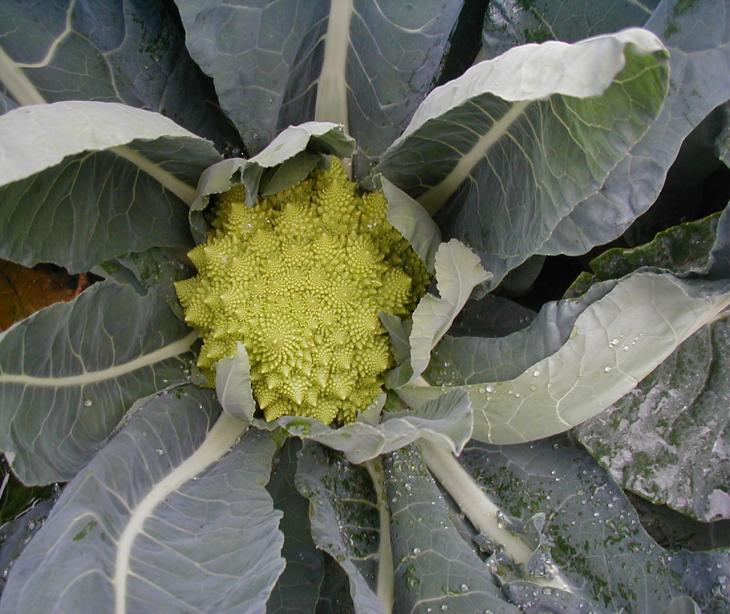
[175,158,429,425]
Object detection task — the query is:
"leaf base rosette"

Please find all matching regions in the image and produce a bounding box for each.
[176,159,429,424]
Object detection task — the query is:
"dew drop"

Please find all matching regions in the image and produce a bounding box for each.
[460,583,469,592]
[413,547,421,555]
[532,369,540,377]
[83,399,93,407]
[603,366,613,373]
[155,448,165,456]
[485,384,496,393]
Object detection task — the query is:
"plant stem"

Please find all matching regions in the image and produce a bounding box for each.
[419,440,573,593]
[364,457,394,614]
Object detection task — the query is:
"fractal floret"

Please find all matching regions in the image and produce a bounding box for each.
[175,159,429,424]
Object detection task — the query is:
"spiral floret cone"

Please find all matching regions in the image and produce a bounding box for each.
[176,158,429,424]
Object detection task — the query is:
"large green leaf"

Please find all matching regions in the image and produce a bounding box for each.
[266,439,325,614]
[539,0,730,258]
[0,101,221,272]
[566,212,722,298]
[446,438,730,613]
[430,205,730,388]
[407,239,490,382]
[563,211,730,522]
[481,0,660,57]
[474,1,730,275]
[173,0,463,175]
[399,272,730,444]
[0,281,196,484]
[384,445,519,614]
[0,0,240,150]
[377,29,669,287]
[578,317,730,522]
[295,442,385,614]
[269,388,472,464]
[425,280,615,385]
[0,386,285,614]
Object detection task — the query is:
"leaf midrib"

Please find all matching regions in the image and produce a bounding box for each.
[0,47,198,206]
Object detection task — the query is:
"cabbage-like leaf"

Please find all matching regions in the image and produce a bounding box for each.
[563,212,730,522]
[0,101,221,272]
[0,385,284,614]
[295,442,386,614]
[408,239,490,381]
[0,0,240,150]
[0,281,196,484]
[384,445,519,613]
[173,0,463,175]
[541,0,730,257]
[481,0,660,57]
[387,239,490,386]
[377,29,669,287]
[451,438,730,613]
[266,439,325,614]
[578,317,730,522]
[399,272,730,443]
[426,280,616,385]
[566,212,722,297]
[474,1,730,274]
[270,388,472,464]
[380,177,441,273]
[216,343,257,423]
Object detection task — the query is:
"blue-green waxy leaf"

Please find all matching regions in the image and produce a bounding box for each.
[266,439,325,614]
[216,343,257,423]
[380,177,441,273]
[0,386,284,614]
[295,442,385,614]
[271,388,472,464]
[539,0,730,258]
[0,101,221,273]
[408,240,490,381]
[387,239,489,387]
[378,29,670,287]
[454,438,730,613]
[399,272,730,444]
[384,445,519,614]
[481,0,660,56]
[425,280,616,385]
[0,0,241,150]
[174,0,463,176]
[0,281,196,485]
[577,317,730,522]
[427,205,730,389]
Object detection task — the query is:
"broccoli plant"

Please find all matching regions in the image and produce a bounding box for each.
[0,1,729,613]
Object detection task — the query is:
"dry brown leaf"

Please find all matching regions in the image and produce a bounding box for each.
[0,259,80,331]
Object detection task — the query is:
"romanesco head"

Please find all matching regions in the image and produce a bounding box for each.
[175,158,429,425]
